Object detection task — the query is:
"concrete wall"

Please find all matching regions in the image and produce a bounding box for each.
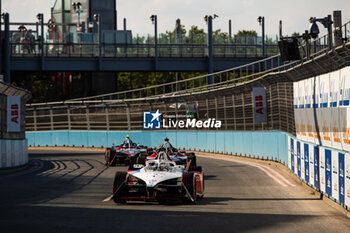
[0,139,28,169]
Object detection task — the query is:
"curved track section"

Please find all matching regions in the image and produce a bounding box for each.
[0,149,349,233]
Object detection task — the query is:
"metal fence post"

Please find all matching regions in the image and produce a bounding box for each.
[242,93,246,131]
[232,94,236,130]
[67,106,71,130]
[214,96,218,120]
[269,86,273,130]
[86,105,90,130]
[223,95,227,130]
[49,107,54,131]
[277,83,281,131]
[33,107,37,131]
[251,91,255,131]
[105,105,110,131]
[126,104,131,131]
[205,99,209,120]
[285,82,289,132]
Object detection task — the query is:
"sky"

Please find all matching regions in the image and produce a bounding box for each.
[3,0,350,38]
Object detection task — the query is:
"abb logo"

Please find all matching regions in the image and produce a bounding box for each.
[7,96,21,132]
[253,87,267,123]
[11,104,19,124]
[255,95,264,115]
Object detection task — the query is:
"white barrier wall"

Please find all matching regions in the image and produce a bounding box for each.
[0,139,28,169]
[288,136,349,209]
[294,66,350,152]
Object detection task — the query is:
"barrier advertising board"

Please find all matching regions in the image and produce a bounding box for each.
[288,137,349,208]
[294,66,350,153]
[252,87,267,123]
[7,96,21,132]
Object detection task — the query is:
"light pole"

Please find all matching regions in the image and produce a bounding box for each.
[150,14,158,70]
[37,13,44,69]
[257,16,265,58]
[279,20,282,40]
[72,2,83,32]
[204,14,218,86]
[94,13,102,70]
[3,13,10,83]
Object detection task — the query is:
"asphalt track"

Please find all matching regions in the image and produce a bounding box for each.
[0,149,349,233]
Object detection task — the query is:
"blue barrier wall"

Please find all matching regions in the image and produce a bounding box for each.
[26,130,289,165]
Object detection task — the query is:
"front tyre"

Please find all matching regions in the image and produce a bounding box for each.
[112,172,127,203]
[182,172,197,203]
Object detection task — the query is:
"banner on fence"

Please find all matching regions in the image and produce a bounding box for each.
[252,87,267,123]
[7,96,21,133]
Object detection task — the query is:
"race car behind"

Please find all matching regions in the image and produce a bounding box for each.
[105,135,147,166]
[147,138,197,167]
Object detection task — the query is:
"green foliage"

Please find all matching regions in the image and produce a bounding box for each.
[31,75,49,103]
[236,30,257,37]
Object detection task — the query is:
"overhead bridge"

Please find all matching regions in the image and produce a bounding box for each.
[10,55,271,72]
[8,42,280,72]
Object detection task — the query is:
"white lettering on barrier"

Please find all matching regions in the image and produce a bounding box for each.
[320,147,326,193]
[345,153,350,208]
[294,140,298,176]
[309,144,315,187]
[332,151,339,201]
[301,142,305,180]
[288,136,291,170]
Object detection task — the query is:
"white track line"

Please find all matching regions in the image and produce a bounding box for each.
[198,154,295,187]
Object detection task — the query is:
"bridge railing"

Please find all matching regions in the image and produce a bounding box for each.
[9,41,280,58]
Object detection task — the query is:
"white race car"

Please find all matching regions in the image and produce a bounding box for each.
[111,151,204,204]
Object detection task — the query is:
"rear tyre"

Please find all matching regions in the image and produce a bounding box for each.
[182,172,197,203]
[105,149,116,166]
[189,153,197,170]
[112,172,127,203]
[108,150,118,166]
[105,150,110,165]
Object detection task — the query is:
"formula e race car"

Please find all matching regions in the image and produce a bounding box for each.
[104,136,148,166]
[147,138,197,167]
[111,151,204,204]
